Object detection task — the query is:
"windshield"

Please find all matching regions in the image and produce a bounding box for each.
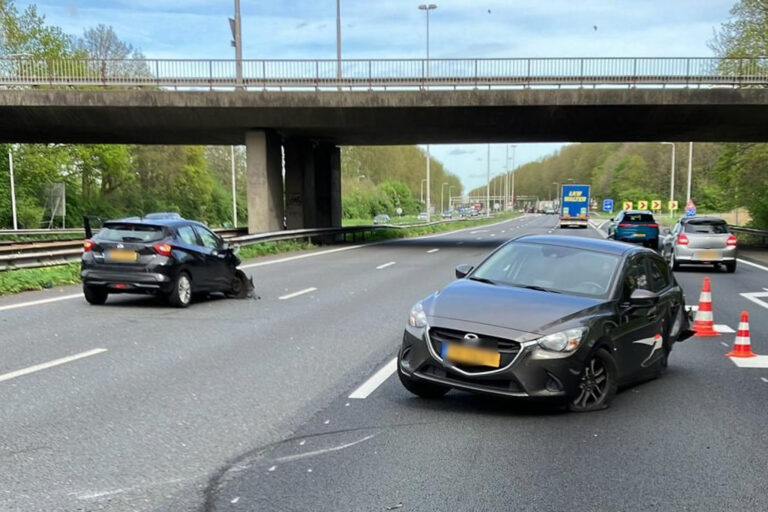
[685,221,728,234]
[471,242,620,298]
[97,224,166,243]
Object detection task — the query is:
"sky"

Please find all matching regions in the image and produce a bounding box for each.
[16,0,735,191]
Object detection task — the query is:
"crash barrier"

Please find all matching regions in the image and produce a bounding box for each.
[0,217,493,271]
[0,227,246,271]
[729,226,768,246]
[726,311,756,358]
[692,277,719,337]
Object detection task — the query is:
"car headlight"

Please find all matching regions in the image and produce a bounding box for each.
[537,327,587,353]
[408,302,428,328]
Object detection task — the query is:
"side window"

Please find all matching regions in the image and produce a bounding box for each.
[177,225,198,246]
[648,257,671,292]
[193,226,221,250]
[621,257,650,301]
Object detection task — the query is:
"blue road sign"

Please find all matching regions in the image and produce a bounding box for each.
[685,199,697,217]
[602,199,614,212]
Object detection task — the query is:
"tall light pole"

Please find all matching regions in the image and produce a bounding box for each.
[686,142,693,203]
[420,178,427,204]
[661,142,676,218]
[231,146,237,227]
[336,0,342,81]
[441,182,449,213]
[229,0,243,90]
[418,4,437,86]
[486,143,491,217]
[418,4,437,220]
[507,144,516,211]
[448,186,455,211]
[552,182,560,204]
[7,149,17,230]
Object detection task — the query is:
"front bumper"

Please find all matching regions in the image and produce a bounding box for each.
[398,324,586,400]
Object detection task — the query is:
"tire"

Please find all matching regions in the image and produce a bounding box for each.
[167,272,192,308]
[83,284,108,305]
[225,269,252,299]
[569,348,618,412]
[724,260,736,273]
[398,365,449,399]
[671,251,681,271]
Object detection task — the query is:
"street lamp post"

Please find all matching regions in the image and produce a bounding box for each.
[552,182,560,205]
[448,186,455,211]
[418,4,437,220]
[229,0,243,90]
[336,0,342,81]
[507,144,516,211]
[686,142,693,203]
[441,182,449,213]
[486,143,491,217]
[418,4,437,86]
[420,178,427,203]
[230,146,237,227]
[7,149,17,230]
[661,142,676,218]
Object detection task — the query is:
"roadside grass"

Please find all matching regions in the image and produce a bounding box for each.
[0,214,520,296]
[342,215,421,227]
[0,263,81,295]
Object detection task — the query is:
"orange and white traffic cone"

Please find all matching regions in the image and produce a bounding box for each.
[692,277,719,337]
[726,311,756,358]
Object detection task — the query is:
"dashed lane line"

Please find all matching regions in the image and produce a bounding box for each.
[278,287,317,300]
[376,261,396,270]
[348,357,397,399]
[761,377,768,383]
[426,249,439,253]
[0,348,107,384]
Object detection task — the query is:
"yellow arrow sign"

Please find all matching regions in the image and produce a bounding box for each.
[669,200,679,210]
[637,200,648,210]
[651,200,662,210]
[622,201,633,210]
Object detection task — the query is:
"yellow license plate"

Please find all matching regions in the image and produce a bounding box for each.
[444,344,500,368]
[632,233,646,238]
[697,250,718,260]
[107,249,138,262]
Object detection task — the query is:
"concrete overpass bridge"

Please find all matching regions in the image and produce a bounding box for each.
[1,56,768,233]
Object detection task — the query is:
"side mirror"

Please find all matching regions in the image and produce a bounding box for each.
[455,264,473,279]
[629,288,659,307]
[609,218,614,222]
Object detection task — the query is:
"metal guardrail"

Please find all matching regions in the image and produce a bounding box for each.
[730,225,768,245]
[0,219,481,271]
[1,57,768,90]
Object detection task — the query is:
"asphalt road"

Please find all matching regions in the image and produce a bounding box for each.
[2,214,768,512]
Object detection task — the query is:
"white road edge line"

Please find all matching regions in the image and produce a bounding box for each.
[426,249,439,253]
[278,287,317,300]
[349,357,397,399]
[738,258,768,273]
[0,348,107,384]
[0,293,83,313]
[376,261,396,270]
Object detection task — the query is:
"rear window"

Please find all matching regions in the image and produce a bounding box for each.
[622,213,655,223]
[684,221,728,234]
[96,224,166,243]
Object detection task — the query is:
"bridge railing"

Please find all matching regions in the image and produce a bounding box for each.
[1,57,767,90]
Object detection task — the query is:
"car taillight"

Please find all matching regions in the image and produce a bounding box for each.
[83,239,94,252]
[647,224,659,228]
[677,234,689,245]
[153,243,173,257]
[618,223,632,227]
[727,235,738,246]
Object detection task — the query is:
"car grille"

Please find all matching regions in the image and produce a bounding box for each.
[428,327,521,373]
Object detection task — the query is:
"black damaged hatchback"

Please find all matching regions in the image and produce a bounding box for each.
[398,235,694,412]
[81,215,249,307]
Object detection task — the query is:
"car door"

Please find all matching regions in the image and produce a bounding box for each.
[611,255,663,379]
[661,220,680,260]
[192,225,231,291]
[175,224,209,287]
[647,254,681,346]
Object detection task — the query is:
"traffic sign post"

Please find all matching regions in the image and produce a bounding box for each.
[622,201,633,211]
[685,199,696,217]
[602,199,614,213]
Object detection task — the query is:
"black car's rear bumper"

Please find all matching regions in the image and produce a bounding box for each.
[81,266,175,293]
[399,325,586,400]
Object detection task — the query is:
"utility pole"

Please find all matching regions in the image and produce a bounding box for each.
[420,178,427,203]
[336,0,342,81]
[686,142,693,203]
[441,182,449,213]
[8,149,17,230]
[425,147,431,220]
[661,142,676,218]
[229,0,243,90]
[486,143,491,217]
[231,146,237,227]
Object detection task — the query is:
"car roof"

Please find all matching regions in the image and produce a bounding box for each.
[621,210,653,215]
[682,216,726,224]
[105,217,206,228]
[515,234,645,256]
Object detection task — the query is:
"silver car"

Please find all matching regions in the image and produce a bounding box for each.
[660,217,738,273]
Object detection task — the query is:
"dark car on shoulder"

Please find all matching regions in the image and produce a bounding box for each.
[398,235,693,412]
[81,215,247,307]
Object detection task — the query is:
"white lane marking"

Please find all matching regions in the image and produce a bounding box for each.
[714,324,736,334]
[241,245,364,269]
[278,287,317,300]
[0,348,107,384]
[470,229,489,234]
[761,377,768,383]
[738,258,768,273]
[729,355,768,368]
[79,489,126,500]
[0,293,83,313]
[721,342,729,347]
[273,434,376,463]
[349,357,397,399]
[740,290,768,310]
[376,261,396,270]
[426,249,439,253]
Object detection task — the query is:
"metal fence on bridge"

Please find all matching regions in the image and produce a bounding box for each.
[1,57,768,90]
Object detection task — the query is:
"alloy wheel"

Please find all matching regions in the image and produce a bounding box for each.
[573,357,609,409]
[178,275,191,305]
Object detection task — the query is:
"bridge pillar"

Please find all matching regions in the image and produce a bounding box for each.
[284,139,341,230]
[245,130,284,233]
